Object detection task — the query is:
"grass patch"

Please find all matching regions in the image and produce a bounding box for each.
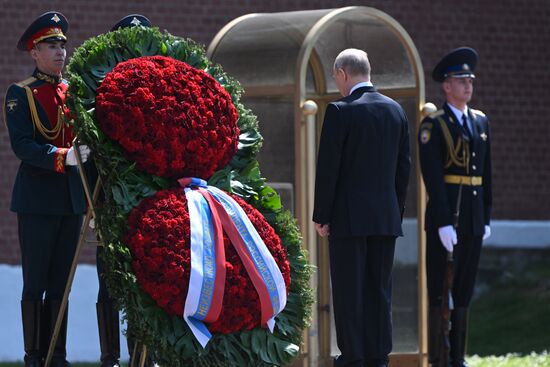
[468,258,550,356]
[467,352,550,367]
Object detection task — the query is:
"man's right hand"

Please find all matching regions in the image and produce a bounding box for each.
[315,222,330,237]
[66,144,90,166]
[438,225,457,252]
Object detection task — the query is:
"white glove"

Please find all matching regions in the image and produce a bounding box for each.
[89,217,95,230]
[438,225,458,252]
[65,144,90,166]
[483,225,491,240]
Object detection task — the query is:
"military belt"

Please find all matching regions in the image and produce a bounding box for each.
[443,175,483,186]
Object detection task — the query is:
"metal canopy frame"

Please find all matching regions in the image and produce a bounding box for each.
[208,7,428,367]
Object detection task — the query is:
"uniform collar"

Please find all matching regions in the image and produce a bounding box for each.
[33,68,62,85]
[349,81,374,95]
[446,102,469,121]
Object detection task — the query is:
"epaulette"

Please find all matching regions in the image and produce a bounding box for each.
[15,77,37,88]
[428,109,445,118]
[471,108,486,117]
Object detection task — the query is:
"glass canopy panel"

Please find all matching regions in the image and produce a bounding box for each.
[312,10,416,94]
[210,9,332,92]
[392,96,420,353]
[326,95,420,356]
[242,95,295,186]
[210,7,424,361]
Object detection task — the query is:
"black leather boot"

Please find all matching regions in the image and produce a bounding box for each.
[97,302,121,367]
[428,307,444,367]
[450,307,469,367]
[43,299,71,367]
[21,300,42,367]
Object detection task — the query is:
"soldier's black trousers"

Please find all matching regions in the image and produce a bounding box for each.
[329,235,396,366]
[97,245,111,302]
[18,213,82,301]
[426,230,482,307]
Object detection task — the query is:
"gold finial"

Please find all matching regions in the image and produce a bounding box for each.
[421,102,437,119]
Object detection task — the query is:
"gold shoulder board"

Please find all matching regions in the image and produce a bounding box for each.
[15,77,37,88]
[471,108,486,117]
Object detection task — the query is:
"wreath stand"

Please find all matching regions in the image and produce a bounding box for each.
[43,140,150,367]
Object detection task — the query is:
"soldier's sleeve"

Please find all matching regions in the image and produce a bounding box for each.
[482,117,492,225]
[418,115,453,227]
[4,84,69,173]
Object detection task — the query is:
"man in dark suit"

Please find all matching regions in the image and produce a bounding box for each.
[4,11,90,367]
[313,48,411,367]
[418,47,492,367]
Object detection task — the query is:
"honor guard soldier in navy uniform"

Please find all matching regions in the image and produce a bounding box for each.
[93,14,153,367]
[418,47,492,367]
[4,11,91,367]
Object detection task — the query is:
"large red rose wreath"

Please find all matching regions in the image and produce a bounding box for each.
[125,188,291,334]
[95,55,239,179]
[67,28,312,367]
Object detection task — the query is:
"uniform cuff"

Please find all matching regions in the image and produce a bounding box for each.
[54,148,69,173]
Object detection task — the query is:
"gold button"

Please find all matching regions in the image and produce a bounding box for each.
[33,89,38,94]
[472,165,477,170]
[473,190,478,196]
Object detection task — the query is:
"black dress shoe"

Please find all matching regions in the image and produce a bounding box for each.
[333,355,364,367]
[365,358,388,367]
[50,357,71,367]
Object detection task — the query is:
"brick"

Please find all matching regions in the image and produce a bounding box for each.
[0,0,549,264]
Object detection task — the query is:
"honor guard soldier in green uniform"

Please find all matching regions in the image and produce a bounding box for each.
[93,14,153,367]
[4,11,90,367]
[418,47,493,367]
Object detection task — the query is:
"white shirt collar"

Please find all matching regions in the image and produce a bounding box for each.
[349,81,373,95]
[447,103,469,123]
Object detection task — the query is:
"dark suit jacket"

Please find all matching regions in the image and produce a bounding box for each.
[4,70,86,215]
[313,86,411,237]
[418,103,492,236]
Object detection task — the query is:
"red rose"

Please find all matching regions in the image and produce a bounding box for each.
[96,56,239,179]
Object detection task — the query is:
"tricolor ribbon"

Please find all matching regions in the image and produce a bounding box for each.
[179,177,287,348]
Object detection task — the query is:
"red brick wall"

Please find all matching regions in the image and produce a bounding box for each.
[1,0,549,264]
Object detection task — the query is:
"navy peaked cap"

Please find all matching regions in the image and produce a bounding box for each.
[432,47,478,82]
